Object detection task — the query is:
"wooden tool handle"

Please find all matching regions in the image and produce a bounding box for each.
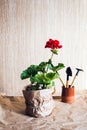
[66,80,68,88]
[71,75,76,87]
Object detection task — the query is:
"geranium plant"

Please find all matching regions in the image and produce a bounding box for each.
[20,39,65,90]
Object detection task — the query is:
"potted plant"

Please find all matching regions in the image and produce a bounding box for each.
[20,39,65,117]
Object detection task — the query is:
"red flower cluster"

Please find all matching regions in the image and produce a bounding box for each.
[45,39,62,49]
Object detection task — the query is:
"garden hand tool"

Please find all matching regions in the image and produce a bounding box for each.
[66,67,72,88]
[70,68,83,87]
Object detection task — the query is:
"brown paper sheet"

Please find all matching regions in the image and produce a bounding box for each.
[0,90,87,130]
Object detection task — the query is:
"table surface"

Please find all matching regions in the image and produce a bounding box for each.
[0,90,87,130]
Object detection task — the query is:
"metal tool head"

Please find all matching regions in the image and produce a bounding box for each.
[66,67,72,76]
[76,68,83,72]
[76,68,83,76]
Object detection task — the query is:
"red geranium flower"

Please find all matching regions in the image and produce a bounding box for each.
[45,39,62,49]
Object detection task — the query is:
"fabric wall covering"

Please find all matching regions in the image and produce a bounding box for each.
[0,0,87,95]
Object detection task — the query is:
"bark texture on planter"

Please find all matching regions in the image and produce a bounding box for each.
[23,89,54,117]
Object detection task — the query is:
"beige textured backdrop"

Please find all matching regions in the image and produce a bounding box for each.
[0,0,87,95]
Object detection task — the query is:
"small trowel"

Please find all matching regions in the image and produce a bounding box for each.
[66,67,72,88]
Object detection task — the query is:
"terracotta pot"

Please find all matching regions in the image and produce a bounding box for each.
[23,88,54,118]
[61,86,75,103]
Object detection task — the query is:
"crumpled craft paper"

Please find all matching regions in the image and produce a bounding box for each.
[0,90,87,130]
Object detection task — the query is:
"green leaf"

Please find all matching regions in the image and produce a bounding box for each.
[20,65,39,80]
[20,70,30,80]
[38,62,47,72]
[50,63,65,71]
[47,64,53,69]
[27,65,38,76]
[30,73,52,85]
[39,62,47,66]
[30,76,36,84]
[46,72,59,80]
[56,63,65,70]
[45,81,55,89]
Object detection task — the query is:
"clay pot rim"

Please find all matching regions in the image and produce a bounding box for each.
[62,86,74,89]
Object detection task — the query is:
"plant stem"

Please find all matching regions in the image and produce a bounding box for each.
[50,52,54,60]
[46,52,54,72]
